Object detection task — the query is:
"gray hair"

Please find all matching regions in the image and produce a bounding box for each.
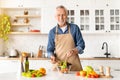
[56,5,68,15]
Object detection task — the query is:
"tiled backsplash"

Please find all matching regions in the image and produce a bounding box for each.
[0,34,120,58]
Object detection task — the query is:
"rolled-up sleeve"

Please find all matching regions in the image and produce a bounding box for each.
[47,30,55,58]
[74,25,85,54]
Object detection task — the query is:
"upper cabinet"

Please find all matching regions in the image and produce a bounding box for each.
[0,0,21,8]
[0,0,120,34]
[36,0,120,34]
[109,0,120,33]
[93,0,120,33]
[0,0,44,8]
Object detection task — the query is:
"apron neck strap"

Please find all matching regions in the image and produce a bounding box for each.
[55,22,70,35]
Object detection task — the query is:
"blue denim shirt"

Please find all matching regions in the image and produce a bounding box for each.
[47,23,85,57]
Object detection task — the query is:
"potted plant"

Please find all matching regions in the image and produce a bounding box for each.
[0,14,11,41]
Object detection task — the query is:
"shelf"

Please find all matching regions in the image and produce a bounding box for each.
[12,23,31,26]
[15,15,41,18]
[9,32,41,34]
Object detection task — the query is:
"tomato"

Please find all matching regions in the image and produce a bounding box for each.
[80,71,87,77]
[31,74,36,77]
[87,74,92,78]
[94,74,100,78]
[76,72,80,76]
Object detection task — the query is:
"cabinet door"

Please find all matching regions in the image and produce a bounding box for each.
[0,0,44,8]
[93,0,108,33]
[29,60,52,71]
[0,60,19,73]
[22,0,44,8]
[94,0,120,33]
[44,0,67,8]
[109,0,120,33]
[81,60,120,72]
[74,0,95,33]
[0,0,21,8]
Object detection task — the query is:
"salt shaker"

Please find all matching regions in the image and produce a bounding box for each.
[99,66,105,76]
[105,66,111,77]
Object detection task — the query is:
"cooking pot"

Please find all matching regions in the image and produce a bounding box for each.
[9,49,19,57]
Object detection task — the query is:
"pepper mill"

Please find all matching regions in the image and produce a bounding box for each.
[99,66,105,76]
[20,56,24,72]
[105,66,111,77]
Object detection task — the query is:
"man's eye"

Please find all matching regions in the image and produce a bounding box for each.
[57,15,61,16]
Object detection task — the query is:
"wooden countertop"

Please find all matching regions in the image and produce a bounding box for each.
[0,57,120,60]
[80,57,120,60]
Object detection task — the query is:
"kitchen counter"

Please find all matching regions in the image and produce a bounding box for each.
[0,57,120,60]
[0,70,120,80]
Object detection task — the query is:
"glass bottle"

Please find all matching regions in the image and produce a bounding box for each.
[25,56,29,72]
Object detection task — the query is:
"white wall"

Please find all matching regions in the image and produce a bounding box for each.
[1,34,120,58]
[0,0,120,58]
[80,34,120,58]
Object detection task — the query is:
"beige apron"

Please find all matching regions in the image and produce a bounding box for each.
[54,25,82,71]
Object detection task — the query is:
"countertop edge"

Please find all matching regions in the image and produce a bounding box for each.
[0,57,120,60]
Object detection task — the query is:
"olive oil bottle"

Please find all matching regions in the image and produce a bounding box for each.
[25,56,29,72]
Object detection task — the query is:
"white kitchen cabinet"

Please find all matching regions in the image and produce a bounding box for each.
[0,0,44,8]
[67,0,120,34]
[22,0,44,8]
[0,60,19,73]
[29,60,52,71]
[0,60,52,73]
[81,60,120,72]
[0,0,21,8]
[93,0,120,33]
[1,0,120,34]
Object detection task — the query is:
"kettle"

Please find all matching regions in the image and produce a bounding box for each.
[9,49,19,57]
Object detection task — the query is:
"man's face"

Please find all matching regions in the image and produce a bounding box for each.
[55,8,67,27]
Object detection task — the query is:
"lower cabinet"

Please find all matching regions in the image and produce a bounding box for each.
[29,60,52,70]
[0,59,119,73]
[81,60,120,71]
[0,60,19,73]
[0,60,52,73]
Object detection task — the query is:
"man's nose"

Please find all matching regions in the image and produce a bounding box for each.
[60,15,63,20]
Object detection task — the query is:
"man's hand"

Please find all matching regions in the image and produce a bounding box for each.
[50,55,56,64]
[66,48,78,57]
[66,50,74,57]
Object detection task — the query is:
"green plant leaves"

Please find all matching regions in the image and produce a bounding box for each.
[0,14,11,41]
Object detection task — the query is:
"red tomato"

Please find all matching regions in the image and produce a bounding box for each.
[94,74,100,78]
[80,71,87,77]
[76,72,80,76]
[91,75,96,78]
[87,74,92,78]
[32,74,36,77]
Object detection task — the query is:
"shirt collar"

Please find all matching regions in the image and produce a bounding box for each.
[56,22,70,34]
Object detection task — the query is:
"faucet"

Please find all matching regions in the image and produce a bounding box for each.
[102,42,111,58]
